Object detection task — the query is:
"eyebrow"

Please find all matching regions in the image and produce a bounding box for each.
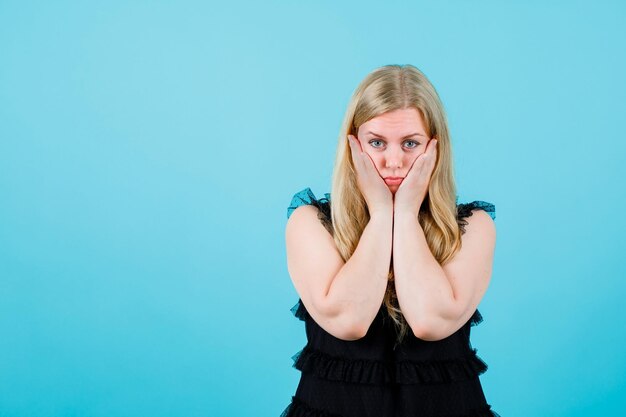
[365,131,426,139]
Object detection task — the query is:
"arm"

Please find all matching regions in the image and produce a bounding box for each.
[286,204,393,341]
[392,208,496,341]
[326,205,393,337]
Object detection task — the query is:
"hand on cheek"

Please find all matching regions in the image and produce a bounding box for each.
[393,138,438,214]
[347,134,393,212]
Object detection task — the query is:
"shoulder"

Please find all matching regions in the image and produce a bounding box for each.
[456,200,496,236]
[457,200,495,221]
[287,204,321,230]
[287,187,330,219]
[461,209,496,239]
[286,187,333,235]
[444,202,496,287]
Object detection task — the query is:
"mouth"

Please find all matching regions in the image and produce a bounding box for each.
[384,177,404,185]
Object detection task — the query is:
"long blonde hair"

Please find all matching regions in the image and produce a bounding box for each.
[328,64,463,346]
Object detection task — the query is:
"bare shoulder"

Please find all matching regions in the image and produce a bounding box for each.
[285,204,341,285]
[456,208,497,263]
[462,208,496,238]
[286,204,327,231]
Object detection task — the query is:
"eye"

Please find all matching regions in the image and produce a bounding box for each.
[368,139,421,149]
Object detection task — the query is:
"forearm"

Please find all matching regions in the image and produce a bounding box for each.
[327,205,393,334]
[392,210,455,334]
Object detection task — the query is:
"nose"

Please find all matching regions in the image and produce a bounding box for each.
[385,149,403,169]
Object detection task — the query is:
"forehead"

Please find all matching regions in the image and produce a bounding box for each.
[359,108,426,136]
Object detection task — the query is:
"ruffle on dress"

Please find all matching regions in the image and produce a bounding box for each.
[287,187,332,234]
[289,297,486,386]
[456,201,496,235]
[469,309,484,327]
[280,396,346,417]
[290,343,489,386]
[290,299,309,322]
[394,348,488,385]
[287,187,331,220]
[291,345,394,385]
[289,298,489,385]
[280,395,502,417]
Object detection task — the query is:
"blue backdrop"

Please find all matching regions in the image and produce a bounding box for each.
[1,1,624,416]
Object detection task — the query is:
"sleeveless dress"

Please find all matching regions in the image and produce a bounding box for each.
[281,187,500,417]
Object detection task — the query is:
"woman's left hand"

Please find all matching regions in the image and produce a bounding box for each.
[393,138,438,215]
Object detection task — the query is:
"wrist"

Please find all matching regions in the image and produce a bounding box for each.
[369,204,394,219]
[393,205,420,217]
[393,207,421,224]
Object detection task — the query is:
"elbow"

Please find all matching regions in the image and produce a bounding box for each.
[410,322,431,341]
[410,299,462,342]
[410,319,446,342]
[341,325,368,341]
[338,315,369,341]
[330,321,367,341]
[319,303,369,341]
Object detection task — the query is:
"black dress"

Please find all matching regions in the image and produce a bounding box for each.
[281,187,500,417]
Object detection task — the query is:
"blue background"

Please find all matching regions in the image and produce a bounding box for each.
[1,1,624,416]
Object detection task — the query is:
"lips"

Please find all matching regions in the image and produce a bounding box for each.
[384,177,404,185]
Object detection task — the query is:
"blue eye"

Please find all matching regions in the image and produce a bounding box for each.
[368,139,420,149]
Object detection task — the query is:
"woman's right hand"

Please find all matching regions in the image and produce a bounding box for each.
[347,134,393,215]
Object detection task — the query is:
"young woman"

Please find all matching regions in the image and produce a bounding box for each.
[281,64,499,417]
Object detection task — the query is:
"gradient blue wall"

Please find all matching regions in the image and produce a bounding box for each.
[1,1,624,416]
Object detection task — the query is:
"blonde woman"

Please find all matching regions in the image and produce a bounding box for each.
[282,64,500,417]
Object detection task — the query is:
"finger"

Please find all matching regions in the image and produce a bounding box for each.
[362,151,381,177]
[348,135,359,159]
[422,141,437,177]
[350,134,364,152]
[348,135,365,174]
[428,139,438,167]
[408,152,426,176]
[351,137,380,181]
[364,152,376,168]
[416,141,434,170]
[430,139,438,155]
[348,134,361,155]
[359,153,376,180]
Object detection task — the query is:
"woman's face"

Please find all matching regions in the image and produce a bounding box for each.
[356,107,430,194]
